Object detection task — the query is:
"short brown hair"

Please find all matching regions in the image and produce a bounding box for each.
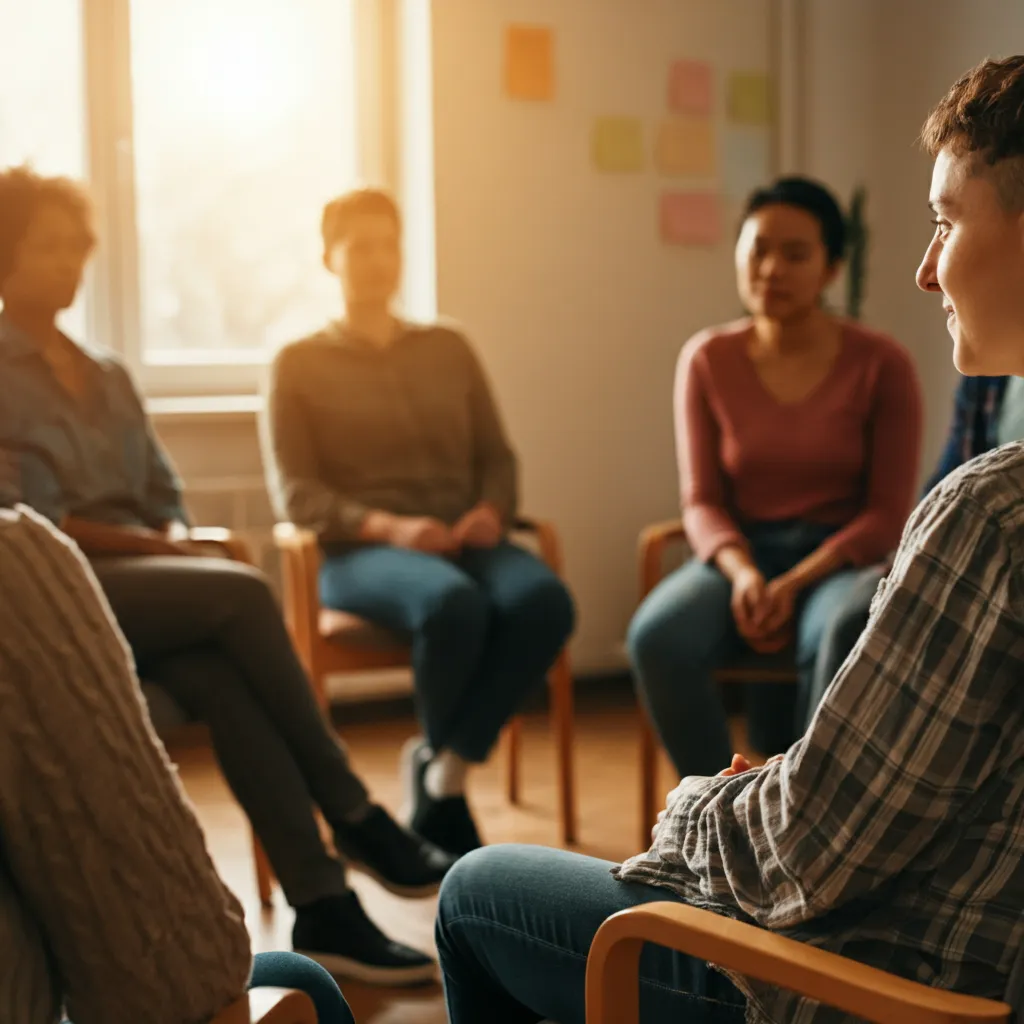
[0,165,94,285]
[921,56,1024,209]
[320,188,401,254]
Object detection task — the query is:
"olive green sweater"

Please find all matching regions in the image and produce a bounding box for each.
[0,507,251,1024]
[261,321,518,543]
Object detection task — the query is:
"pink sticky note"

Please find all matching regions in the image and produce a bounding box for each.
[660,191,722,246]
[668,60,713,116]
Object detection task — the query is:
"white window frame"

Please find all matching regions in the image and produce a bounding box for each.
[79,0,409,398]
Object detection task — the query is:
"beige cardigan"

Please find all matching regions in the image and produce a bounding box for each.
[0,507,251,1024]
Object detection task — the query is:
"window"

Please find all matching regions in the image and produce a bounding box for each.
[128,0,357,370]
[0,0,419,396]
[0,0,88,339]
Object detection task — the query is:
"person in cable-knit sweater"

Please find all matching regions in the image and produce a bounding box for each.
[0,505,355,1024]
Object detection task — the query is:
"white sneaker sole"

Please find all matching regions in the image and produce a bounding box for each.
[294,948,438,987]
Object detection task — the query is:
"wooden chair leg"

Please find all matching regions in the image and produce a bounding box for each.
[549,651,577,845]
[505,716,522,805]
[253,831,274,908]
[639,713,658,853]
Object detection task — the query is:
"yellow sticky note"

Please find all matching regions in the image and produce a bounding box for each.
[504,25,555,101]
[728,72,772,126]
[592,117,645,173]
[655,117,715,178]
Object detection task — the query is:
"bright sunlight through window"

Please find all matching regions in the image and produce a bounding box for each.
[0,0,88,340]
[129,0,358,363]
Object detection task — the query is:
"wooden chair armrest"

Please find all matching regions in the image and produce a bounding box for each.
[187,527,253,564]
[513,515,565,576]
[637,519,688,599]
[213,988,317,1024]
[586,903,1011,1024]
[272,522,320,556]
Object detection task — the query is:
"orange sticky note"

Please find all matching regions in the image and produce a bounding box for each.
[504,25,555,101]
[660,191,722,246]
[668,60,713,116]
[655,117,716,177]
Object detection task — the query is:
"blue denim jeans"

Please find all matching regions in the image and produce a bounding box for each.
[627,521,867,777]
[805,563,884,718]
[436,845,747,1024]
[66,951,354,1024]
[320,541,575,762]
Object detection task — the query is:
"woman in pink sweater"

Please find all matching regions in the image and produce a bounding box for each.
[627,177,922,777]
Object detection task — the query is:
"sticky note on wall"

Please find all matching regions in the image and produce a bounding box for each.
[504,25,555,101]
[724,127,772,200]
[655,117,715,177]
[668,60,713,116]
[727,72,772,125]
[660,191,722,246]
[592,117,645,173]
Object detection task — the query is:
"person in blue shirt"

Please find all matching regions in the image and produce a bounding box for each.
[0,165,454,984]
[806,372,1022,718]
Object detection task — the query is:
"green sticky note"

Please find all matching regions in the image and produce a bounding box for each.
[592,117,645,173]
[727,72,772,126]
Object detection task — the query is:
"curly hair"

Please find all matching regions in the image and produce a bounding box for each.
[920,55,1024,210]
[0,165,95,286]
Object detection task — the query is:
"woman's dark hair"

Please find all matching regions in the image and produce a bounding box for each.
[0,165,94,286]
[742,176,847,265]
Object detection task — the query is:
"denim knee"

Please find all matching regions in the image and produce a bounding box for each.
[421,577,490,637]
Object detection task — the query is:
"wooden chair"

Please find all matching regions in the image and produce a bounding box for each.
[143,527,275,907]
[273,517,578,845]
[586,902,1014,1024]
[213,988,316,1024]
[636,520,798,850]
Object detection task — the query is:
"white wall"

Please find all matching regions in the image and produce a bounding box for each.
[430,0,772,670]
[803,0,1024,476]
[158,0,1024,679]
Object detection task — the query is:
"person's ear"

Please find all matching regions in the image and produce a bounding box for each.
[823,258,844,290]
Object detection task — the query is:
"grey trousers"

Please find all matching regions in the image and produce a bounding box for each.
[90,555,369,907]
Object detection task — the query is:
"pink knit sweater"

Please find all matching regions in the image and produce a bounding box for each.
[675,319,922,566]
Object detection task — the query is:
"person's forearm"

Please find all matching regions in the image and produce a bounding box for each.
[714,543,758,582]
[60,516,181,556]
[777,543,845,593]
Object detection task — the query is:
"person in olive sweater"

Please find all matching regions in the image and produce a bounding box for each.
[261,189,575,856]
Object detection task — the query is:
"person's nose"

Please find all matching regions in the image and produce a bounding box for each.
[916,236,941,293]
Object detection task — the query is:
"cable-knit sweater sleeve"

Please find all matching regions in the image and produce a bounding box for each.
[0,506,252,1024]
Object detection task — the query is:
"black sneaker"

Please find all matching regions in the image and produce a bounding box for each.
[292,891,436,987]
[333,805,456,898]
[405,741,484,857]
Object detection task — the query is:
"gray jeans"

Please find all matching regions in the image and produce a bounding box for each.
[91,555,368,907]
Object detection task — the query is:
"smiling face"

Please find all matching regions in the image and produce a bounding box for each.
[916,148,1024,375]
[735,203,840,323]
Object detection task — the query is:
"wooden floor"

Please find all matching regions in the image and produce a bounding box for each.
[177,689,752,1023]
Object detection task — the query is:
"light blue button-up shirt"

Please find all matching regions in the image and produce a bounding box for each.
[0,315,187,526]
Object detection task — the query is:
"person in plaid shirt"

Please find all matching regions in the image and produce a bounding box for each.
[434,55,1024,1024]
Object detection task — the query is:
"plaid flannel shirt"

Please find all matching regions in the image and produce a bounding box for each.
[615,442,1024,1024]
